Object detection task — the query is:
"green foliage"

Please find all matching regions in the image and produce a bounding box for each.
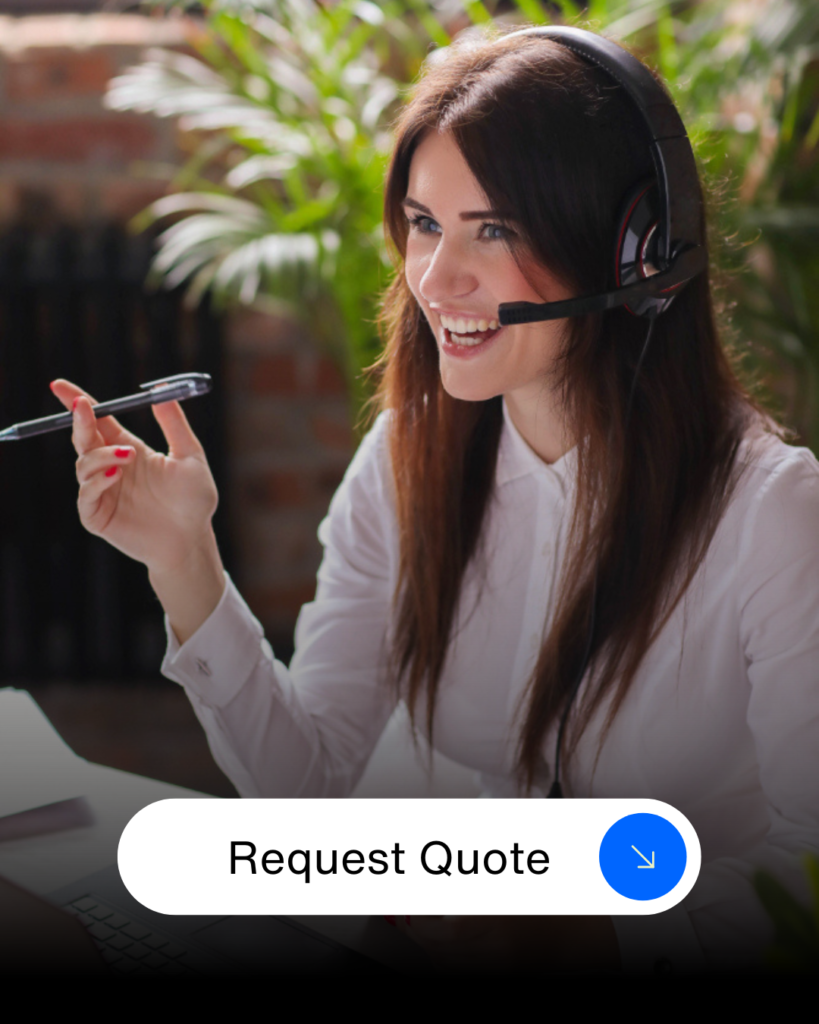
[110,0,441,417]
[610,0,819,450]
[111,1,819,444]
[754,854,819,973]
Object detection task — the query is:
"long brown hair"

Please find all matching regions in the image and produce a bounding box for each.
[373,28,761,789]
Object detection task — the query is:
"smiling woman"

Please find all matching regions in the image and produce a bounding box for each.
[401,129,575,454]
[51,24,819,976]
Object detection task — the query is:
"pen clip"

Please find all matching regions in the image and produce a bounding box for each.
[139,372,212,391]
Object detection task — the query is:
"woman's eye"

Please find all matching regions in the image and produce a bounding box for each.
[408,214,439,234]
[480,223,509,241]
[406,214,512,241]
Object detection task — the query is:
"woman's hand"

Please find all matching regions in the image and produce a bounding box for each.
[391,914,621,974]
[51,378,226,643]
[51,379,218,574]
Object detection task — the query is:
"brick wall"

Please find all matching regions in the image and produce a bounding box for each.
[225,310,354,649]
[0,14,356,656]
[0,14,192,224]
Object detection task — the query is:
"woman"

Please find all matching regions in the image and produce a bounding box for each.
[52,27,819,974]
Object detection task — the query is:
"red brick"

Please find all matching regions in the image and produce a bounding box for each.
[6,49,116,103]
[227,401,309,456]
[316,464,346,500]
[0,116,158,164]
[243,581,317,618]
[314,355,348,396]
[249,353,299,396]
[243,469,312,508]
[311,411,354,452]
[0,14,197,52]
[98,178,169,223]
[226,309,295,352]
[0,180,22,224]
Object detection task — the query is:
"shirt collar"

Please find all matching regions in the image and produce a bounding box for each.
[496,398,578,490]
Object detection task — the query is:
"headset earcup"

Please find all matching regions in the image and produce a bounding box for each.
[614,179,679,318]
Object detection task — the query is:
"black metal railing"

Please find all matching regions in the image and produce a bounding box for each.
[0,224,229,681]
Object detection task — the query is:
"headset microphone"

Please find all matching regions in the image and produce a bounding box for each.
[499,247,707,325]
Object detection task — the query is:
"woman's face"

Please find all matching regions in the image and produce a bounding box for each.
[403,129,573,405]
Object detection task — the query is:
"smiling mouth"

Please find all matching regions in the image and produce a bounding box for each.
[439,314,502,348]
[444,326,502,347]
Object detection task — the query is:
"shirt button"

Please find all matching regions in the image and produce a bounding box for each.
[195,658,212,678]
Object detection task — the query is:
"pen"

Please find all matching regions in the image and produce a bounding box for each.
[0,373,212,441]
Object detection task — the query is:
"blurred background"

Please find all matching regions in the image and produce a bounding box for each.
[0,0,817,797]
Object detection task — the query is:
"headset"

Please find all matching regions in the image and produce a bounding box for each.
[491,28,708,796]
[496,25,707,326]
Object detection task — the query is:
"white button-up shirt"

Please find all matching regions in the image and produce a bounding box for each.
[162,402,819,973]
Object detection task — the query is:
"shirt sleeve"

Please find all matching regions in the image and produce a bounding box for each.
[160,412,399,798]
[684,444,819,970]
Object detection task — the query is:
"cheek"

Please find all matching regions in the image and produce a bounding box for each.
[404,257,427,313]
[403,245,421,293]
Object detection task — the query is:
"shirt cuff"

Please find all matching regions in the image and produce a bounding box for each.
[160,572,266,709]
[612,905,707,975]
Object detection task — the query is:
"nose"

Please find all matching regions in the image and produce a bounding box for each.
[418,234,479,307]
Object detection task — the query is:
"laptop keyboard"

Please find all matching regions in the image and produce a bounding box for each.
[63,895,198,975]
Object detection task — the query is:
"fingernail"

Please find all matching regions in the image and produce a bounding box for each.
[383,916,396,927]
[105,467,117,478]
[115,448,130,458]
[49,381,56,391]
[72,397,80,412]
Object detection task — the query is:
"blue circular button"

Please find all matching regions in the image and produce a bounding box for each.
[599,813,687,901]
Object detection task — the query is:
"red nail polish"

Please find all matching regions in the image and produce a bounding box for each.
[105,467,117,478]
[72,397,80,411]
[115,448,130,458]
[49,381,56,391]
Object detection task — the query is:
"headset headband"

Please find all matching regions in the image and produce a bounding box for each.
[505,26,704,265]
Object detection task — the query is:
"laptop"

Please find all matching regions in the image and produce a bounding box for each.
[47,863,421,976]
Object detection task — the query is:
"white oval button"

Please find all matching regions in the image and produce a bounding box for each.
[118,798,700,917]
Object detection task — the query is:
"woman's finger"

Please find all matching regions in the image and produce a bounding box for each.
[75,445,135,485]
[71,397,108,457]
[151,399,205,459]
[77,462,122,532]
[50,378,144,450]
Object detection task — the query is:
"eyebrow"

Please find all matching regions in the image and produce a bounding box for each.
[402,197,515,221]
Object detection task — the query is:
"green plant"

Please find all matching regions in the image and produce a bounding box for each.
[111,1,819,445]
[107,0,483,419]
[754,853,819,973]
[601,0,819,449]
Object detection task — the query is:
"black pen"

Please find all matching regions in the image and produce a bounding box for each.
[0,373,212,441]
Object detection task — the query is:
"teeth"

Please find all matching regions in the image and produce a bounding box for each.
[439,314,500,332]
[449,332,485,347]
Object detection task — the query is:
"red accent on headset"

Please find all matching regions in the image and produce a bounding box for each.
[638,220,659,279]
[614,183,653,288]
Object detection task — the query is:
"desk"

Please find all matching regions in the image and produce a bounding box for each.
[0,697,432,973]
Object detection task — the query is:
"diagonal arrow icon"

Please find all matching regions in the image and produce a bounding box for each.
[631,845,655,868]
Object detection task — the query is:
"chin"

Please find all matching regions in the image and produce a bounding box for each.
[439,373,501,404]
